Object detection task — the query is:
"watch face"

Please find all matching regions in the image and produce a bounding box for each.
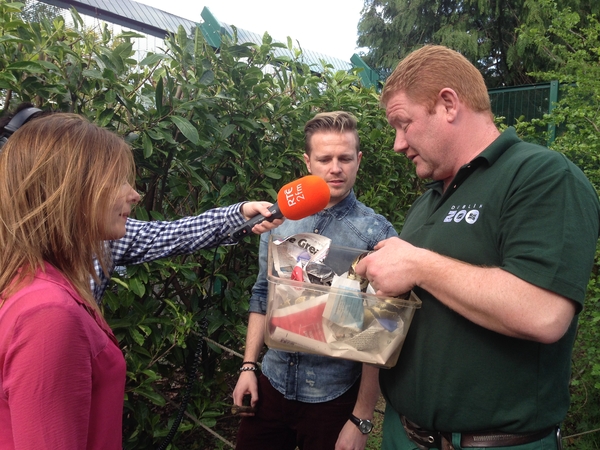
[359,420,373,434]
[351,414,373,434]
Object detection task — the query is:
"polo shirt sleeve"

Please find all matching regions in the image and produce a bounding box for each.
[3,302,95,449]
[499,152,600,308]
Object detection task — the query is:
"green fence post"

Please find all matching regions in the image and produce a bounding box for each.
[547,80,559,145]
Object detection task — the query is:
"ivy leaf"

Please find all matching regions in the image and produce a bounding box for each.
[220,124,237,139]
[219,182,236,198]
[169,115,200,145]
[142,132,153,158]
[7,61,45,72]
[199,70,214,86]
[155,76,163,116]
[129,278,146,297]
[129,328,145,346]
[263,169,282,179]
[136,388,166,406]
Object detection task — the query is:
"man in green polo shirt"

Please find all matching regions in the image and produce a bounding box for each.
[355,45,600,450]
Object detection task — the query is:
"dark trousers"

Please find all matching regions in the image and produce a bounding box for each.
[235,373,360,450]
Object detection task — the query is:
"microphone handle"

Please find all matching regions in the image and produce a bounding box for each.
[230,203,283,240]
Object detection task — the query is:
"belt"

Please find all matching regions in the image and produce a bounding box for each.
[400,415,555,449]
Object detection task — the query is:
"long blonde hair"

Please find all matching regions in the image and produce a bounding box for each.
[0,113,135,311]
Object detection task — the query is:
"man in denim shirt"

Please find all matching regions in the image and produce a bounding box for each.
[233,111,397,450]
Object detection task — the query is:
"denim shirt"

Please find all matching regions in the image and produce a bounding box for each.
[249,190,397,403]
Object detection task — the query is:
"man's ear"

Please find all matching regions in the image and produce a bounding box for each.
[438,88,459,122]
[303,153,312,173]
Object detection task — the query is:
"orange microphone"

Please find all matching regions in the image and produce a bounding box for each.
[230,175,330,239]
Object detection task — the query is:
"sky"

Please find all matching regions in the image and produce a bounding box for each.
[133,0,366,61]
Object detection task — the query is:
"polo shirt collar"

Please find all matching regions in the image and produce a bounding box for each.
[425,127,520,195]
[475,127,521,166]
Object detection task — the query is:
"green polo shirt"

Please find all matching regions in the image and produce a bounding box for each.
[380,128,600,433]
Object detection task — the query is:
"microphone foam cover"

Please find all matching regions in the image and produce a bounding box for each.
[277,175,330,220]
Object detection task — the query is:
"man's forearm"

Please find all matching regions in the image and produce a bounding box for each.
[352,364,380,419]
[358,237,576,343]
[243,312,267,363]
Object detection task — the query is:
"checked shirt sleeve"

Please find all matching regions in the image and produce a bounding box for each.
[92,203,247,301]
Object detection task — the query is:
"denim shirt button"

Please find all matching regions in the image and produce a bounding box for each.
[290,362,294,366]
[313,229,319,233]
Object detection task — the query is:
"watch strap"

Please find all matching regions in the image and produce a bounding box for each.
[350,413,373,434]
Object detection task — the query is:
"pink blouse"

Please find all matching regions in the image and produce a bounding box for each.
[0,264,126,449]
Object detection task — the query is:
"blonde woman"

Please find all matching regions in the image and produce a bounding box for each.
[0,113,141,449]
[0,103,283,303]
[0,112,283,449]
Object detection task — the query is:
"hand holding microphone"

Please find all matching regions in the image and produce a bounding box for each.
[230,175,330,240]
[240,201,284,233]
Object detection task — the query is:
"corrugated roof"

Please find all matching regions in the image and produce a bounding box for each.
[40,0,353,72]
[42,0,198,37]
[219,23,352,72]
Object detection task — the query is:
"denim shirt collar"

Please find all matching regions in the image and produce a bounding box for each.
[318,189,357,221]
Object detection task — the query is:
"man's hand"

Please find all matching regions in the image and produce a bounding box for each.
[335,420,369,450]
[240,201,284,234]
[354,237,421,297]
[232,371,259,417]
[356,237,576,343]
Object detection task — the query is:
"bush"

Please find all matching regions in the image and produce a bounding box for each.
[516,2,600,446]
[0,2,418,447]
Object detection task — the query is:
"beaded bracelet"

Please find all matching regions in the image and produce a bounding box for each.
[240,366,258,372]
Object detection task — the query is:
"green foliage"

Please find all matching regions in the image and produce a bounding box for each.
[9,0,600,446]
[357,0,600,87]
[514,2,600,446]
[19,0,62,23]
[0,2,417,447]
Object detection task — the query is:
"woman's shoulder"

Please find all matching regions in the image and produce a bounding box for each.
[1,268,82,319]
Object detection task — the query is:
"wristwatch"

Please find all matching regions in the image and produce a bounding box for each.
[349,414,373,434]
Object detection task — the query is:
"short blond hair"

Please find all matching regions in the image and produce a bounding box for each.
[304,111,360,155]
[381,45,492,116]
[0,113,135,310]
